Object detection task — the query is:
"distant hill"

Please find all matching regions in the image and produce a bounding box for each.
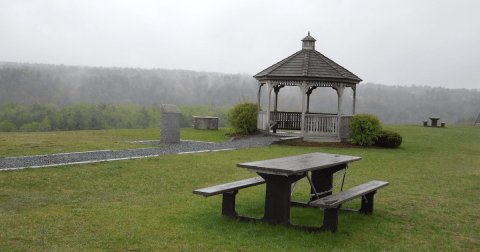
[1,61,478,124]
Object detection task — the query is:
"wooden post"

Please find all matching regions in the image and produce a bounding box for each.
[306,86,316,114]
[300,82,307,137]
[266,81,273,134]
[352,86,356,115]
[257,82,264,112]
[335,84,345,139]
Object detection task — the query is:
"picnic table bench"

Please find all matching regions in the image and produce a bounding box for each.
[309,180,389,232]
[193,177,265,217]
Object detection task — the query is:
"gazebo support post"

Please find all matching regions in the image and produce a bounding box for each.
[257,82,264,112]
[300,82,307,137]
[335,84,345,139]
[306,86,316,114]
[266,81,273,134]
[352,86,356,115]
[273,85,284,133]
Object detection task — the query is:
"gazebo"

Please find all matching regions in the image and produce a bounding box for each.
[254,32,362,141]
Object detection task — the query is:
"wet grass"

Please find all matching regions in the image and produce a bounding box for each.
[0,125,479,251]
[0,128,231,158]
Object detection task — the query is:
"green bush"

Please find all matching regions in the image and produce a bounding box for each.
[38,117,52,131]
[20,122,40,132]
[180,114,193,128]
[227,102,257,134]
[0,120,16,132]
[375,130,403,148]
[348,114,382,146]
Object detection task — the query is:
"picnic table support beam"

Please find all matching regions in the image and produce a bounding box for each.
[323,205,342,232]
[222,190,239,218]
[359,191,376,215]
[309,164,347,202]
[257,173,305,225]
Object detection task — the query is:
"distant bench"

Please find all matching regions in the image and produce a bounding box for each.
[193,177,266,217]
[309,180,389,232]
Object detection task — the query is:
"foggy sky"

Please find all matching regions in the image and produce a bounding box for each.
[1,0,479,90]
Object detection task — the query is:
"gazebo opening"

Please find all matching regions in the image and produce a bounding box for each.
[254,32,362,141]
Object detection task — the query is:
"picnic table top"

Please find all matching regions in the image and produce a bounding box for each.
[429,117,440,120]
[237,152,362,176]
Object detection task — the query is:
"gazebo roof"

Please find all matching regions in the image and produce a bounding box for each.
[254,33,362,84]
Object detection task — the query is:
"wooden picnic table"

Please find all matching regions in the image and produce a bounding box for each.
[429,117,441,127]
[236,152,362,232]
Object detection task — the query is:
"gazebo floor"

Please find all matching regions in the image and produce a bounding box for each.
[269,131,343,142]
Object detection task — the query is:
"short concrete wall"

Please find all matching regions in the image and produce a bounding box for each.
[193,116,218,130]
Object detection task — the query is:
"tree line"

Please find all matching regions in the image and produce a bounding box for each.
[1,61,478,125]
[0,102,231,132]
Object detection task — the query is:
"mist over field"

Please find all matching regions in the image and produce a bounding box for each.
[0,61,479,125]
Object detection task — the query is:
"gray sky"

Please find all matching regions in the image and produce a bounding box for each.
[1,0,479,90]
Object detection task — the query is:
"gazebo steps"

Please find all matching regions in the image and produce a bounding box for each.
[303,137,342,143]
[269,131,345,143]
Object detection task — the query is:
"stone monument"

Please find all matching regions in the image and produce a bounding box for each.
[159,104,181,144]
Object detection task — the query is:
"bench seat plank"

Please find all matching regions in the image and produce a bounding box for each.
[193,177,266,197]
[309,180,389,208]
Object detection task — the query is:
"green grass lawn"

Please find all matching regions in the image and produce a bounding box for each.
[0,127,232,157]
[0,125,479,251]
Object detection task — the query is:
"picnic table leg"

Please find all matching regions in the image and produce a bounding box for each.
[258,173,305,225]
[322,204,342,233]
[358,190,376,215]
[310,164,347,201]
[222,190,239,217]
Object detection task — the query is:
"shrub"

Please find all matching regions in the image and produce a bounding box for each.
[0,120,16,132]
[38,117,52,132]
[227,101,257,134]
[375,130,403,148]
[180,114,193,128]
[20,122,40,132]
[348,114,382,146]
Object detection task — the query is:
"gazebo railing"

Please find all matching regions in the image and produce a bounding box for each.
[257,111,268,131]
[257,111,352,137]
[271,111,302,130]
[304,114,338,134]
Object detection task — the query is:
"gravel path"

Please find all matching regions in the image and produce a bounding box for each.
[0,136,281,171]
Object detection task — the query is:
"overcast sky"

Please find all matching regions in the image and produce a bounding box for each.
[1,0,479,90]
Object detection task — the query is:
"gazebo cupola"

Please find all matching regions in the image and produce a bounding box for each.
[254,32,362,141]
[301,31,316,50]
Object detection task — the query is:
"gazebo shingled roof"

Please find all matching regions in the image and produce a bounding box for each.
[253,34,362,84]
